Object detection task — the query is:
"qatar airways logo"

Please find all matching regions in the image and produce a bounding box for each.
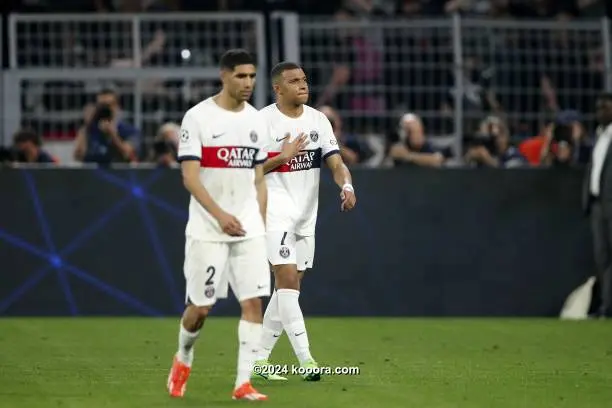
[217,147,257,168]
[288,151,317,171]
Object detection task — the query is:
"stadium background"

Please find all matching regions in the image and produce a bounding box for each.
[3,3,612,407]
[0,0,611,318]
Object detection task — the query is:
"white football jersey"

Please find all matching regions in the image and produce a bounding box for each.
[260,103,340,236]
[177,97,268,242]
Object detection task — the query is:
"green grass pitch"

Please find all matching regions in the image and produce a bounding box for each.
[1,318,611,407]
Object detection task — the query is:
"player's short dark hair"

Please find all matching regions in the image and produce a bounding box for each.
[271,61,302,83]
[219,49,256,71]
[13,129,41,146]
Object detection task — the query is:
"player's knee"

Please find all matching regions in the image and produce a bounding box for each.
[240,297,262,322]
[274,265,299,289]
[193,305,212,321]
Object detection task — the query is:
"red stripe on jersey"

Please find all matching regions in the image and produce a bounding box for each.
[201,146,260,168]
[268,149,322,172]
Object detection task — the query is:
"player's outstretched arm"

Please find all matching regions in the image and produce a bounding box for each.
[325,154,356,212]
[263,133,309,174]
[254,164,267,225]
[181,160,245,236]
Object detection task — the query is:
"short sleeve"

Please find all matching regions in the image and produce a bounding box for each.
[320,114,340,159]
[254,124,271,165]
[177,112,202,162]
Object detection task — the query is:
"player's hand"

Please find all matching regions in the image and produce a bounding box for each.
[340,185,356,212]
[98,119,117,136]
[280,132,309,161]
[431,152,445,167]
[217,211,246,236]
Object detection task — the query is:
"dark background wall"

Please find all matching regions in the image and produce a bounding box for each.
[0,168,594,317]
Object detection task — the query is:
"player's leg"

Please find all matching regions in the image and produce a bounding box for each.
[228,237,270,400]
[167,239,229,398]
[252,261,287,381]
[251,232,293,380]
[291,234,320,381]
[267,232,319,380]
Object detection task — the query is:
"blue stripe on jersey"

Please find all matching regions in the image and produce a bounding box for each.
[323,149,340,160]
[178,155,201,162]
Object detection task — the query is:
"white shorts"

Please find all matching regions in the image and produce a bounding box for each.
[183,236,270,307]
[266,231,315,272]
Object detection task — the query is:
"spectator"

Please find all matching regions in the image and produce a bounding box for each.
[152,140,178,168]
[12,129,57,164]
[444,0,491,16]
[73,89,141,165]
[388,113,448,167]
[464,116,527,168]
[344,0,390,16]
[150,122,179,168]
[518,121,553,166]
[316,7,386,135]
[540,110,592,167]
[318,105,371,165]
[156,122,180,151]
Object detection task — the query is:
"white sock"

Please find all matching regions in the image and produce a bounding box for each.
[236,320,263,389]
[257,290,283,361]
[177,320,200,367]
[277,288,313,365]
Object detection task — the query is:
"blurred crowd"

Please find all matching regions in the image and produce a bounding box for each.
[3,0,606,17]
[0,89,596,170]
[0,0,609,169]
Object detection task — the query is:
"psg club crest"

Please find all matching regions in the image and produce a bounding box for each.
[310,130,319,142]
[250,130,258,142]
[205,286,215,298]
[279,246,290,258]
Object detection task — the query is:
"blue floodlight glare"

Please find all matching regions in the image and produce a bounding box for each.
[49,255,62,268]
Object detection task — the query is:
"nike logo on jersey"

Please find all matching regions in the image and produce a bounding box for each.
[273,334,280,338]
[257,284,265,289]
[212,133,225,138]
[295,331,305,337]
[275,135,289,142]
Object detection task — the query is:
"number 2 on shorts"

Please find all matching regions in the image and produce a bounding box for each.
[205,266,215,285]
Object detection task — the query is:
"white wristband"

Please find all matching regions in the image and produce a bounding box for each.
[342,183,354,192]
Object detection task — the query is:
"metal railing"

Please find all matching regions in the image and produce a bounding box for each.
[3,13,267,149]
[288,15,612,157]
[2,13,611,161]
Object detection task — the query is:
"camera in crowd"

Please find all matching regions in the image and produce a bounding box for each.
[89,103,114,128]
[546,110,588,167]
[0,146,14,166]
[552,122,574,145]
[463,132,497,153]
[0,146,35,166]
[153,139,178,168]
[153,139,176,157]
[463,116,504,154]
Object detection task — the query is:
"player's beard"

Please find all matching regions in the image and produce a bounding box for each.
[236,90,252,103]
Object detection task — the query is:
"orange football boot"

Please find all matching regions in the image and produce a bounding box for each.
[167,355,191,398]
[232,382,268,401]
